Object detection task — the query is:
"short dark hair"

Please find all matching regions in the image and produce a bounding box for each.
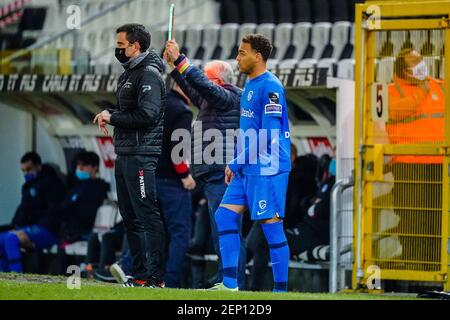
[76,151,100,168]
[116,23,151,52]
[21,152,41,165]
[241,34,273,61]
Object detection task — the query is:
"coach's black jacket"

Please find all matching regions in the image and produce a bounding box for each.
[109,50,166,156]
[170,55,241,178]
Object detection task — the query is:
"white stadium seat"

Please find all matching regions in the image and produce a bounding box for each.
[202,24,220,61]
[331,21,351,60]
[337,58,355,80]
[317,58,337,76]
[184,24,203,58]
[298,58,318,68]
[238,23,257,43]
[219,23,239,60]
[292,22,312,60]
[311,22,332,60]
[278,58,298,69]
[274,23,293,60]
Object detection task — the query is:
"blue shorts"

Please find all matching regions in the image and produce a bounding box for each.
[20,225,58,250]
[221,172,289,220]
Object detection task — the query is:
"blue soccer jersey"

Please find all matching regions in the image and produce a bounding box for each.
[229,71,291,176]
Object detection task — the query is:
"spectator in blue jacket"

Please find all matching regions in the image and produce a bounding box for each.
[164,39,246,289]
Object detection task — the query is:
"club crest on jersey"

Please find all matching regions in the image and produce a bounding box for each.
[247,90,254,101]
[139,170,146,199]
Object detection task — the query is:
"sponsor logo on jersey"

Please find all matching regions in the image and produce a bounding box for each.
[241,108,254,118]
[264,103,282,115]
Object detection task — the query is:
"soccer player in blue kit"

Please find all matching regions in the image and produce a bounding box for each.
[211,34,291,292]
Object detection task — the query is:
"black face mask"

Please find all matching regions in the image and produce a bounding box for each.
[115,47,130,63]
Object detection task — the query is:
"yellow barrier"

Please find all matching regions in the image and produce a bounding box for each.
[353,0,450,291]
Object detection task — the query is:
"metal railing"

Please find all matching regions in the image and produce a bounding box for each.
[329,175,354,293]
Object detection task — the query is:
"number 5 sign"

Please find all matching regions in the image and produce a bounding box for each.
[371,83,389,122]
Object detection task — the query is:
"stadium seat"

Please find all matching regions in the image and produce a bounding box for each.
[276,0,293,23]
[202,24,220,61]
[256,23,275,57]
[298,58,318,68]
[173,24,187,50]
[331,21,351,60]
[430,29,444,56]
[317,58,337,77]
[219,23,239,60]
[274,23,293,60]
[311,22,332,59]
[330,0,351,22]
[258,0,275,24]
[292,22,312,60]
[376,57,395,83]
[292,0,312,23]
[150,25,168,56]
[231,23,257,58]
[279,58,299,70]
[312,0,331,22]
[238,22,257,41]
[337,58,355,80]
[409,30,427,53]
[240,0,258,23]
[184,24,204,59]
[266,59,279,73]
[349,0,357,21]
[219,0,240,23]
[64,202,121,257]
[392,30,408,56]
[423,55,439,79]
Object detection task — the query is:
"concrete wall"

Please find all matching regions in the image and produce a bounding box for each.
[0,103,32,225]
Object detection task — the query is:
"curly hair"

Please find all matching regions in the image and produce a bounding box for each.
[241,34,273,61]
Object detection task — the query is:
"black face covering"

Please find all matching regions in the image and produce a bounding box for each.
[115,47,130,63]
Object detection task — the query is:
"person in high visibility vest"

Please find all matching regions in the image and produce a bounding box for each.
[386,48,445,163]
[383,48,445,269]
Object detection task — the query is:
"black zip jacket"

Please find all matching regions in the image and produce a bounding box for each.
[110,50,166,156]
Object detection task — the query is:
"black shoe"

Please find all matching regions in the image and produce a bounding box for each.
[123,277,165,288]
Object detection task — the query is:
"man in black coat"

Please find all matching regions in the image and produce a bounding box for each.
[0,152,66,233]
[164,39,246,289]
[94,24,166,288]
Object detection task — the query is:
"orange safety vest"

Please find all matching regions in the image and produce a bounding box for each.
[386,76,445,164]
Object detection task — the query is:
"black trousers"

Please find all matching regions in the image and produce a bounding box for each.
[115,155,165,281]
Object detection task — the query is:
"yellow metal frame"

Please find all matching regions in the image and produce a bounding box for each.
[353,0,450,291]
